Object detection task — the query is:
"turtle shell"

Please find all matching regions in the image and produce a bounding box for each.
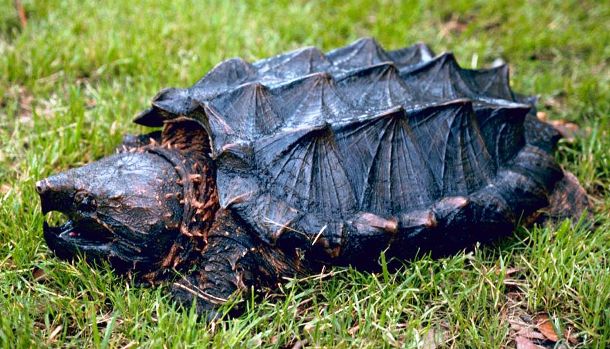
[135,38,563,265]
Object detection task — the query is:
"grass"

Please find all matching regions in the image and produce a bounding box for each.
[0,0,608,347]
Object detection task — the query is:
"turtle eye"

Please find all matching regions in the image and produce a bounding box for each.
[74,191,97,212]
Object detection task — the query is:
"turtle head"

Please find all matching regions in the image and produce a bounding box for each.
[37,119,218,276]
[36,151,184,273]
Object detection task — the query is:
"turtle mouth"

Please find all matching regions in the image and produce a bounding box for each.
[43,211,114,252]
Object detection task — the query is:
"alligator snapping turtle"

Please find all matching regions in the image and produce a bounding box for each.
[36,38,589,316]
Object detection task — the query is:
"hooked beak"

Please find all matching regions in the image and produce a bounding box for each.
[36,173,114,260]
[36,173,71,216]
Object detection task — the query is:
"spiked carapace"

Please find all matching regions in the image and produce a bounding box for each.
[38,38,589,316]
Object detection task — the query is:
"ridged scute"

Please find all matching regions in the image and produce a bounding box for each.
[137,38,562,261]
[326,37,393,72]
[334,107,438,213]
[398,53,514,103]
[386,42,435,69]
[336,63,413,111]
[253,47,332,84]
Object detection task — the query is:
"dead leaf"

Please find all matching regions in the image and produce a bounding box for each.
[303,322,314,334]
[502,267,521,277]
[504,288,580,347]
[506,291,523,302]
[348,324,359,336]
[120,341,138,349]
[290,339,307,349]
[516,327,546,341]
[32,267,48,282]
[515,336,543,349]
[564,328,578,345]
[86,98,97,109]
[421,328,437,349]
[548,119,580,143]
[503,278,527,287]
[537,110,581,142]
[536,111,548,122]
[46,325,63,344]
[534,314,558,342]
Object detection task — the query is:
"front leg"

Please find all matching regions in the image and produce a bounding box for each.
[171,209,305,318]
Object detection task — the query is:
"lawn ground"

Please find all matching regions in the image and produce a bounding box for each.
[0,0,609,347]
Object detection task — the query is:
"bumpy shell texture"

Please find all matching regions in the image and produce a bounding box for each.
[135,38,563,265]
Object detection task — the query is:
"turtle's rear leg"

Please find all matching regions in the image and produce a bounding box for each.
[171,209,305,318]
[542,170,591,222]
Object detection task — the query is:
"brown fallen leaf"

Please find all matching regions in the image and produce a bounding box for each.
[421,328,438,349]
[515,336,543,349]
[537,110,581,143]
[494,266,521,276]
[348,324,359,336]
[32,267,47,282]
[548,119,580,143]
[534,314,559,342]
[46,325,63,344]
[564,328,578,345]
[290,339,307,349]
[120,342,138,349]
[536,111,548,122]
[516,327,546,341]
[86,98,97,109]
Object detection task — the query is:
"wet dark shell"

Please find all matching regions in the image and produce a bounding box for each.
[135,38,562,266]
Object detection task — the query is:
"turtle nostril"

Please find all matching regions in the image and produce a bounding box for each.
[35,180,47,195]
